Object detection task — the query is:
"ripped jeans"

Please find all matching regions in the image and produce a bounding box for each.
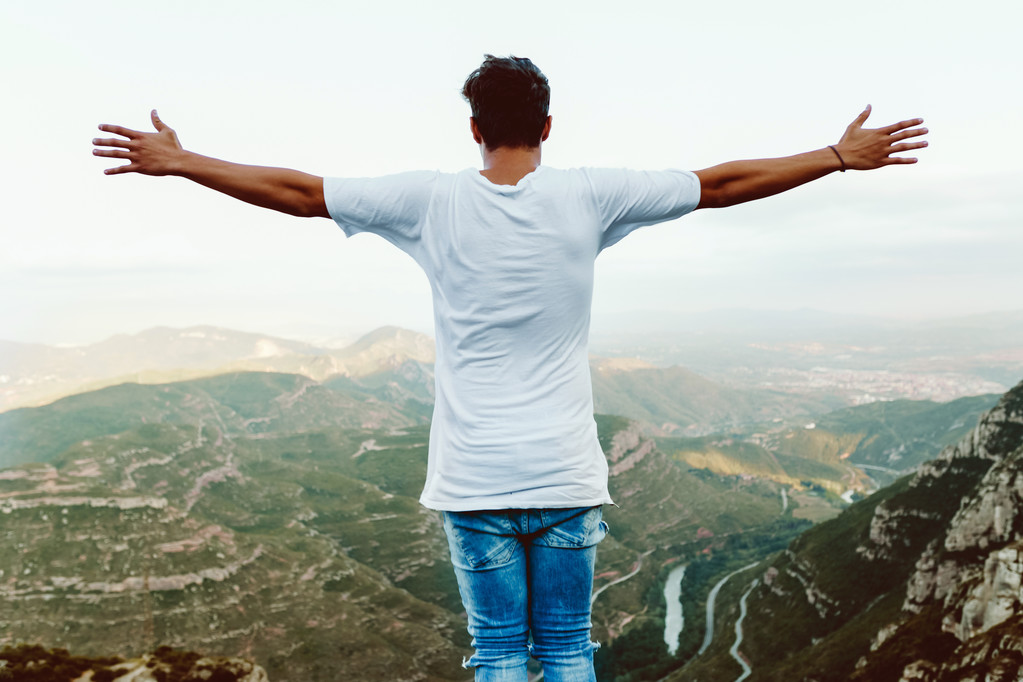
[442,506,608,682]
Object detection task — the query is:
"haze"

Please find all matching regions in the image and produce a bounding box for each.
[3,0,1021,345]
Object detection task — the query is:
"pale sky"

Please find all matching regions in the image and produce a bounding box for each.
[3,0,1021,345]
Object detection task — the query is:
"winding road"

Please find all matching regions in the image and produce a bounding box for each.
[698,562,759,656]
[729,579,759,681]
[590,551,649,606]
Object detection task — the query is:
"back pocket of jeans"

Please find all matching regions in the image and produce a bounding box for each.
[443,511,519,569]
[540,507,607,548]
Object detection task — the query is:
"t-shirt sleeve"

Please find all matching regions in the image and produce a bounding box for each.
[322,170,439,253]
[583,168,701,251]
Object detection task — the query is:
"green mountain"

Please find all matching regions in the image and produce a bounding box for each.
[0,372,811,681]
[655,394,1000,498]
[0,325,436,412]
[811,394,999,469]
[590,361,836,436]
[0,371,421,470]
[4,356,1014,681]
[668,379,1023,681]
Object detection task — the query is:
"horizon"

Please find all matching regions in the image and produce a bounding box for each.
[7,305,1023,349]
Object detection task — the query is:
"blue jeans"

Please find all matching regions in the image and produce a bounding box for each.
[442,506,608,682]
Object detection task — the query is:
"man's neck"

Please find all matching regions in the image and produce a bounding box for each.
[478,145,542,186]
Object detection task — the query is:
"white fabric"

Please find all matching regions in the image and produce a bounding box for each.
[324,166,700,511]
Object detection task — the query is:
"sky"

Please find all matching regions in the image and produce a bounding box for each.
[2,0,1021,346]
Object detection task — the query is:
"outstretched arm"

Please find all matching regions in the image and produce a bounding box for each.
[694,106,928,209]
[92,110,330,219]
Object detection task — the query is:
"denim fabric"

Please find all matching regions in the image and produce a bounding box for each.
[442,506,608,682]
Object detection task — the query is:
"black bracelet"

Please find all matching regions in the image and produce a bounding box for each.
[828,145,847,172]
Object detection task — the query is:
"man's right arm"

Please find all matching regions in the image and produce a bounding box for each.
[92,110,329,219]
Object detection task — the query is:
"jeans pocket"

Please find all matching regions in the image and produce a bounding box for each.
[442,511,519,570]
[539,506,607,548]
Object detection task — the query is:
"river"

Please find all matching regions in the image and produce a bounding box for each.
[662,564,687,655]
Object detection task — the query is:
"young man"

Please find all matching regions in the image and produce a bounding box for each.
[93,55,927,682]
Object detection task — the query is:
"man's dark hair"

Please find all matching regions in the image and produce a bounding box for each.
[462,55,550,151]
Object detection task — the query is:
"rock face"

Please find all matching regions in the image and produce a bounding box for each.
[854,380,1023,680]
[85,653,270,682]
[854,382,1023,680]
[0,644,268,682]
[956,545,1023,640]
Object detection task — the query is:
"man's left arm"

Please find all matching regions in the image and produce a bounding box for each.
[694,105,928,209]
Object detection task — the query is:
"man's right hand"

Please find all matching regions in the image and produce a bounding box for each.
[91,110,328,218]
[93,110,186,176]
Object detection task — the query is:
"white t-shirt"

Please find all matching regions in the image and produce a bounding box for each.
[324,166,700,511]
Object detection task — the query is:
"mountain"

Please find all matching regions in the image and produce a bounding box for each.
[0,372,813,681]
[0,371,423,470]
[669,378,1023,681]
[1,321,852,439]
[590,361,837,436]
[8,312,1020,415]
[3,328,1016,680]
[0,417,468,680]
[0,325,435,412]
[655,393,1001,495]
[810,394,1000,475]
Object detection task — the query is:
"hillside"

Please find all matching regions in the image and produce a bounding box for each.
[0,644,267,681]
[655,394,1000,497]
[1,325,833,441]
[0,371,422,470]
[668,378,1023,681]
[3,330,1014,680]
[0,373,812,681]
[0,325,436,412]
[590,361,835,436]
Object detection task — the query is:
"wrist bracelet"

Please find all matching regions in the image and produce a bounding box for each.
[828,145,847,172]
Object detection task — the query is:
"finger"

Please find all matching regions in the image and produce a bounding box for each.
[881,118,925,135]
[92,148,131,159]
[151,109,167,132]
[890,141,928,154]
[92,136,133,149]
[103,162,137,175]
[883,156,918,165]
[849,104,872,129]
[98,123,141,138]
[891,127,928,142]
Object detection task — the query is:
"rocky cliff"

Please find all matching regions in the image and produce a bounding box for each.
[853,380,1023,680]
[673,378,1023,681]
[0,643,268,681]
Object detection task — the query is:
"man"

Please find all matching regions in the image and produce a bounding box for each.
[93,55,927,682]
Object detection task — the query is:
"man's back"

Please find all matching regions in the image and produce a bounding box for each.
[325,165,700,510]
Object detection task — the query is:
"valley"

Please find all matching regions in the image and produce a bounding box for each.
[1,321,1021,680]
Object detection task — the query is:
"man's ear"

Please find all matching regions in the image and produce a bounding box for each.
[470,117,484,144]
[540,115,552,142]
